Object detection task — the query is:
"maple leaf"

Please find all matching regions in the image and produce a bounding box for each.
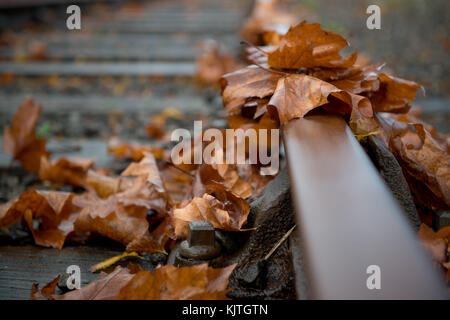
[267,21,358,69]
[220,64,280,113]
[0,190,77,248]
[3,97,49,173]
[117,263,236,300]
[267,73,373,124]
[39,157,95,187]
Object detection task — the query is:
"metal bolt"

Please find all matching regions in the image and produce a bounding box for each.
[178,221,221,261]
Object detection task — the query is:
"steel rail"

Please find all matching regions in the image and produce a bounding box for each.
[283,115,447,299]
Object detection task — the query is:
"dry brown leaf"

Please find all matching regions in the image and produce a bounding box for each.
[377,115,450,210]
[267,73,372,124]
[0,190,77,248]
[268,21,357,69]
[3,97,49,173]
[117,263,236,300]
[220,64,280,113]
[31,266,134,300]
[85,170,137,199]
[172,185,250,239]
[72,153,171,253]
[370,73,422,113]
[39,157,94,187]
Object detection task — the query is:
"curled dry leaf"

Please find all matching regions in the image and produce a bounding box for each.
[267,73,373,125]
[39,157,95,187]
[193,163,253,199]
[221,64,280,113]
[31,266,134,300]
[32,264,236,300]
[117,263,236,300]
[267,21,357,69]
[377,114,450,210]
[85,170,137,199]
[3,97,49,173]
[172,185,251,239]
[369,73,423,113]
[73,153,171,253]
[0,190,77,248]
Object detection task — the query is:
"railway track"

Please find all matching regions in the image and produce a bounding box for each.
[0,0,448,299]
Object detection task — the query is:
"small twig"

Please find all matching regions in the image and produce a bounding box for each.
[264,225,296,261]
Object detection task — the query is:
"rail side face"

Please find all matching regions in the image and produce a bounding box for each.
[283,115,447,299]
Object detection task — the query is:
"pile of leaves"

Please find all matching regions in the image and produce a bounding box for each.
[1,0,449,298]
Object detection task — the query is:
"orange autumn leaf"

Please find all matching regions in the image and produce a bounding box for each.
[267,73,372,124]
[370,73,423,113]
[31,266,134,300]
[117,263,236,300]
[172,186,250,239]
[267,21,357,69]
[220,64,280,113]
[72,153,170,253]
[193,163,253,199]
[39,157,95,187]
[377,115,450,210]
[0,190,77,248]
[3,97,49,173]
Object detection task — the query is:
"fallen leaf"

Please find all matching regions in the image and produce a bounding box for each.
[31,266,134,300]
[172,185,250,239]
[268,21,357,69]
[117,263,236,300]
[377,114,450,210]
[0,190,77,248]
[370,73,423,113]
[39,157,94,187]
[3,97,49,173]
